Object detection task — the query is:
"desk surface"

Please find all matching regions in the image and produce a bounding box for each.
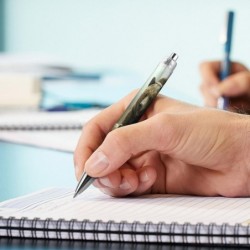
[0,141,244,250]
[0,141,75,201]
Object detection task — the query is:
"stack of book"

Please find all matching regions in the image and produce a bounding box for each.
[0,54,72,109]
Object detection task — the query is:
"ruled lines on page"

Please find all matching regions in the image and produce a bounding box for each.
[1,188,250,225]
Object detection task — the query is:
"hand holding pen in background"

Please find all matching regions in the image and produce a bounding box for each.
[200,60,250,114]
[200,11,250,114]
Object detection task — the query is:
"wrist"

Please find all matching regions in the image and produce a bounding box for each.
[224,114,250,196]
[233,114,250,155]
[235,114,250,176]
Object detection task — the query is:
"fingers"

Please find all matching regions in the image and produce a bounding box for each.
[199,61,249,107]
[230,62,249,73]
[200,61,221,85]
[74,91,194,181]
[93,165,157,197]
[200,84,218,107]
[84,113,184,178]
[200,61,248,85]
[199,61,221,107]
[213,71,250,97]
[74,91,138,180]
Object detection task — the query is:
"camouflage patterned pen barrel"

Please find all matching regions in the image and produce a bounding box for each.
[112,53,178,130]
[73,53,178,198]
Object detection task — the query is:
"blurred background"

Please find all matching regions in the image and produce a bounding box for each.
[1,0,249,104]
[0,0,250,201]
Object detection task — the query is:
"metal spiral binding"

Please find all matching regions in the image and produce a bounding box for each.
[1,216,250,245]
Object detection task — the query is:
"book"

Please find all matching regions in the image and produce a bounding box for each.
[0,187,250,245]
[0,53,73,108]
[0,53,72,77]
[0,74,41,108]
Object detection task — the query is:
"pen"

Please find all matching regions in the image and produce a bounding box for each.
[217,11,234,110]
[73,53,178,198]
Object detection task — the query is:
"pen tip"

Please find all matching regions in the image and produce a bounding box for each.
[73,193,78,199]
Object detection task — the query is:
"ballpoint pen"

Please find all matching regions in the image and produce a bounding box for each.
[73,52,178,198]
[217,11,234,110]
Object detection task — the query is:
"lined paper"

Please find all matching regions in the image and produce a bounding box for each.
[1,188,250,225]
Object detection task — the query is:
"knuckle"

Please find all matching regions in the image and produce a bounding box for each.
[153,112,167,124]
[199,61,213,72]
[199,83,206,93]
[242,71,250,83]
[199,61,207,71]
[150,113,177,151]
[83,119,93,131]
[106,129,129,154]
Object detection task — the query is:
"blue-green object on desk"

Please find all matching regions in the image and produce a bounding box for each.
[0,141,76,201]
[41,71,143,109]
[44,101,108,111]
[41,72,194,110]
[42,71,102,81]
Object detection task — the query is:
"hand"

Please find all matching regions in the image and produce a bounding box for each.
[74,92,250,197]
[200,61,250,113]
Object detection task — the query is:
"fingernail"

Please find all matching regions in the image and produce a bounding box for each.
[85,151,109,174]
[119,178,131,190]
[99,177,113,188]
[139,170,149,183]
[99,188,112,196]
[210,87,220,97]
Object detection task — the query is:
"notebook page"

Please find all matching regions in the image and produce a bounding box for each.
[1,188,250,225]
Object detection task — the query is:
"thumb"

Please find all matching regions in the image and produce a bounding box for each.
[214,72,250,97]
[84,113,185,177]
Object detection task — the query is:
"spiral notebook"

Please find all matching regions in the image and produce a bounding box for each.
[0,109,100,152]
[0,109,100,130]
[1,188,250,245]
